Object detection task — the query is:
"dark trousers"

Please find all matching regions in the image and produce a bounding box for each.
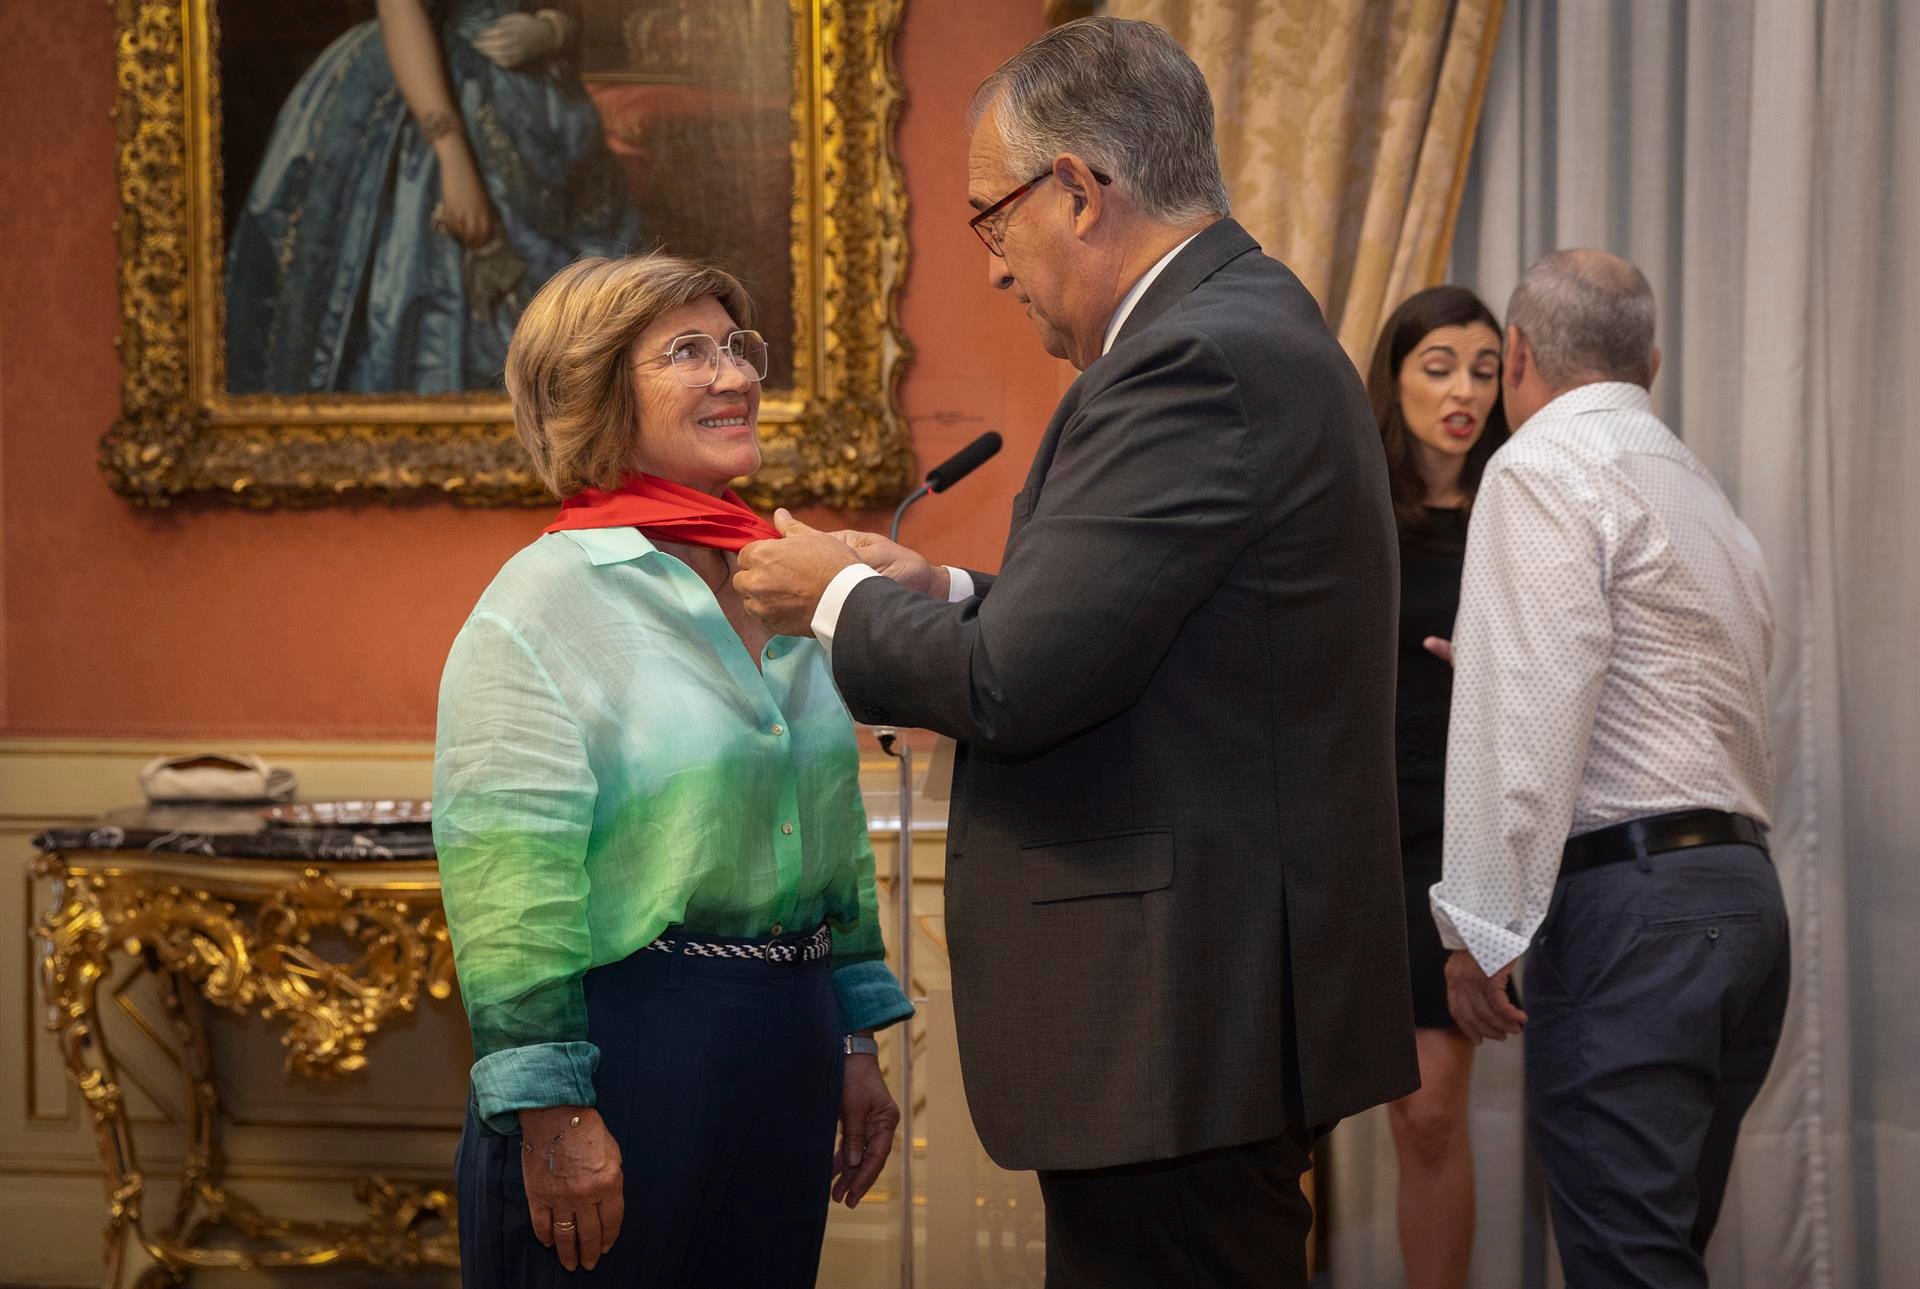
[1525,841,1790,1289]
[1036,1130,1316,1289]
[455,934,844,1287]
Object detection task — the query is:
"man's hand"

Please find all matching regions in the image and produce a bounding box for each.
[1444,949,1527,1043]
[734,510,860,636]
[827,530,949,600]
[831,1047,899,1209]
[1424,636,1455,666]
[517,1105,624,1271]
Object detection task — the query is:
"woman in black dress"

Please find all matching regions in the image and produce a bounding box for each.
[1367,286,1508,1289]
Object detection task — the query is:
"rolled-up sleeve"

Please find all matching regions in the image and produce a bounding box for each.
[1430,459,1612,975]
[824,778,913,1033]
[434,611,601,1132]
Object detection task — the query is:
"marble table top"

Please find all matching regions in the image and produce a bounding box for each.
[33,803,436,862]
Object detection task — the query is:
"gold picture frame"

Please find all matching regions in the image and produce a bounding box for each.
[101,0,913,509]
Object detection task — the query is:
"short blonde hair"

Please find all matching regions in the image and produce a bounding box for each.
[506,254,754,497]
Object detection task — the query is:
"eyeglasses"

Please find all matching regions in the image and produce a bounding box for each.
[658,330,770,388]
[968,168,1112,257]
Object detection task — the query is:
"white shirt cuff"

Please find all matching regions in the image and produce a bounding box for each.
[945,567,975,603]
[812,565,881,652]
[1428,893,1470,952]
[1429,888,1536,977]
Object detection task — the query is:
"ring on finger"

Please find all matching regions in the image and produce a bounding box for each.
[555,1217,577,1231]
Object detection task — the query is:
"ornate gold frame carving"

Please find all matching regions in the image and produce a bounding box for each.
[101,0,913,509]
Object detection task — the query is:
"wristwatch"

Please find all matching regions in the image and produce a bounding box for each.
[843,1034,879,1058]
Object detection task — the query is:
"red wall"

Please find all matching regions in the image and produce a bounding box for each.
[0,1,1069,740]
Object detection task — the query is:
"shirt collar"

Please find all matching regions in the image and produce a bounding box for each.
[1101,233,1203,356]
[556,527,661,566]
[1530,381,1654,423]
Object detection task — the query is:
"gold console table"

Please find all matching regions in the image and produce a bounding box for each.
[31,809,459,1286]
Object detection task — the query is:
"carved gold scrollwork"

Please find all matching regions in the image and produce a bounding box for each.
[32,853,460,1280]
[102,0,912,510]
[251,870,452,1077]
[43,862,450,1079]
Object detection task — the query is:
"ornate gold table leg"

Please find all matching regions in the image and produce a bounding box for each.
[156,961,222,1263]
[32,855,173,1287]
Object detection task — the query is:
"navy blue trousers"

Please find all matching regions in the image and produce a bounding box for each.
[1525,841,1790,1289]
[455,935,845,1287]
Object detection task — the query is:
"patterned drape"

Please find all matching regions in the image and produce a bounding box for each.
[1107,0,1504,367]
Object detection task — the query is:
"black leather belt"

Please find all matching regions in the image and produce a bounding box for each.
[1561,808,1769,877]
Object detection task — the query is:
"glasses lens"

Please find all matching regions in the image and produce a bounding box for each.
[727,331,769,382]
[667,333,721,387]
[971,217,1000,256]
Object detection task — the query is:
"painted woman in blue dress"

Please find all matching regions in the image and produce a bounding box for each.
[225,1,640,394]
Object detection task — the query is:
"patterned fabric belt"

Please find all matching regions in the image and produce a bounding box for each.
[642,922,832,964]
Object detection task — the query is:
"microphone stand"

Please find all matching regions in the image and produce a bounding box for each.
[889,484,931,548]
[872,430,993,1289]
[874,723,914,1289]
[877,488,925,1289]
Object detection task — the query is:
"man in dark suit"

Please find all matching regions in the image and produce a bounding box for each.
[736,17,1416,1286]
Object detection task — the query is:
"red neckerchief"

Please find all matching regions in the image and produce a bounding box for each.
[544,473,780,551]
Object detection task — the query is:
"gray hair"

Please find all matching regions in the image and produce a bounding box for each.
[967,17,1230,225]
[1506,249,1658,388]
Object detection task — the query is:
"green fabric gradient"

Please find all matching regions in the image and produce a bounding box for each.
[434,528,911,1131]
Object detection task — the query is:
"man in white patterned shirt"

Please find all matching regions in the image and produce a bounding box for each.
[1429,250,1789,1289]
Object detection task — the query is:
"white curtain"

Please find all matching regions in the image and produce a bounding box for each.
[1331,2,1920,1286]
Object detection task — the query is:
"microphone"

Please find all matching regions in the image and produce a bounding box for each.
[927,432,1003,493]
[876,431,1005,753]
[891,431,1003,541]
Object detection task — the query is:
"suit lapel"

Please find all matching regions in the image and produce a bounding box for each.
[1005,220,1261,543]
[1110,218,1260,351]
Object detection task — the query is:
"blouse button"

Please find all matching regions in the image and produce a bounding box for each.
[770,723,785,736]
[781,822,794,835]
[770,923,784,936]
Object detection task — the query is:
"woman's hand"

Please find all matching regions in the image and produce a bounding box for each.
[518,1105,624,1271]
[472,10,573,67]
[831,1048,899,1209]
[433,150,500,249]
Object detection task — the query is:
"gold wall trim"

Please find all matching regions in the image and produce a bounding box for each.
[0,739,434,821]
[99,0,913,510]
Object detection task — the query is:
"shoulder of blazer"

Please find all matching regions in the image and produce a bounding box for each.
[1109,218,1263,352]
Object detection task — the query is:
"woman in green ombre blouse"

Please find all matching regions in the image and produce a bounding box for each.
[435,254,911,1285]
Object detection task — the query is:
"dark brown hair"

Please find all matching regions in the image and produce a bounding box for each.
[1365,285,1510,532]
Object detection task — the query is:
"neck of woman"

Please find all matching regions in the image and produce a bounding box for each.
[1412,443,1469,508]
[655,538,732,590]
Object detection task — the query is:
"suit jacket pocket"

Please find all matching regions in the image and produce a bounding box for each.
[1022,828,1174,903]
